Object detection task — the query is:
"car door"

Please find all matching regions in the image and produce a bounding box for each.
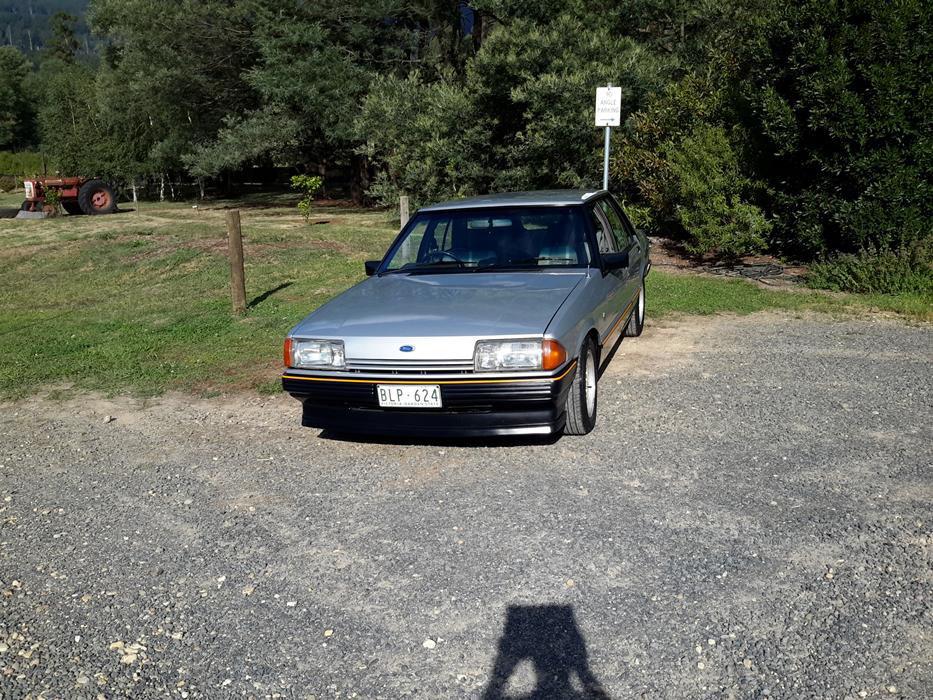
[586,202,627,343]
[598,198,640,314]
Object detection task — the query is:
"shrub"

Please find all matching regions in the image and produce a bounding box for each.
[807,243,933,295]
[289,174,323,222]
[738,0,931,258]
[614,78,770,258]
[0,151,45,178]
[663,125,770,257]
[42,187,62,217]
[0,175,18,192]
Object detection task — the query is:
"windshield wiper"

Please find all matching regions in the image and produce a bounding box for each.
[505,256,577,266]
[383,262,467,275]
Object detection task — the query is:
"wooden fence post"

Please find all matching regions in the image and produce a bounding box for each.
[226,209,247,315]
[399,195,410,228]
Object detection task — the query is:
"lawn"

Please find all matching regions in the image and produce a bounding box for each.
[0,189,25,208]
[0,198,928,399]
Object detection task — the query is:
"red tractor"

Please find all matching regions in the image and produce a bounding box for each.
[22,177,118,216]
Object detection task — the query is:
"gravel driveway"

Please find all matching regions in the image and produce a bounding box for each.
[1,313,931,699]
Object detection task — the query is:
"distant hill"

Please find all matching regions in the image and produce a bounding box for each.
[0,0,92,57]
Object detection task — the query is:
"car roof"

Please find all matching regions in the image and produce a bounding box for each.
[418,189,606,212]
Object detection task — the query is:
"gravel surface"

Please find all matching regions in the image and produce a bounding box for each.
[1,313,931,699]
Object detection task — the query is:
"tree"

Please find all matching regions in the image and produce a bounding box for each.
[186,0,476,203]
[0,46,35,150]
[737,0,932,258]
[44,12,80,63]
[86,0,259,181]
[358,1,698,206]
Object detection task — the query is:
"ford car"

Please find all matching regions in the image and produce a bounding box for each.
[282,190,650,437]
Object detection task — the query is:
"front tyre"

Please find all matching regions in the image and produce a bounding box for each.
[624,278,646,337]
[563,337,598,435]
[78,179,117,215]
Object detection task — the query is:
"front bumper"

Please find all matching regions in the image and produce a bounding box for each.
[281,362,577,437]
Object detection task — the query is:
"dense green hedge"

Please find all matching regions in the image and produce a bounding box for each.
[0,151,46,178]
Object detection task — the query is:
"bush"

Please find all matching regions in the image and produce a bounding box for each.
[357,72,490,209]
[0,175,18,192]
[42,187,62,216]
[614,75,772,258]
[0,150,45,178]
[663,125,770,257]
[807,243,933,295]
[739,0,931,258]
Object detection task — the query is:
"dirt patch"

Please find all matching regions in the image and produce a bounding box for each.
[650,236,808,289]
[602,314,721,378]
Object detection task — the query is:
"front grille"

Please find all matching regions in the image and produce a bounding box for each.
[344,358,474,375]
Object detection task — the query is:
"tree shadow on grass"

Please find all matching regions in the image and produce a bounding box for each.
[248,282,293,308]
[482,604,610,699]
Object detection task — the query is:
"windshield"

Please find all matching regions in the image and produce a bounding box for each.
[382,207,591,272]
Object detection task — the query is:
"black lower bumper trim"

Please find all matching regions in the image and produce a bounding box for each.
[282,365,576,437]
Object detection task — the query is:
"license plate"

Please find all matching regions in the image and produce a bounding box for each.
[377,384,442,408]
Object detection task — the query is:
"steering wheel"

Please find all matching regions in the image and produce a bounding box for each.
[427,250,466,267]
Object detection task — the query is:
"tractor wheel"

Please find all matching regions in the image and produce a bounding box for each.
[77,180,117,215]
[62,200,83,215]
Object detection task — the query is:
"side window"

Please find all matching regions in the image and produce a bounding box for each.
[607,197,638,241]
[587,205,616,255]
[597,199,628,251]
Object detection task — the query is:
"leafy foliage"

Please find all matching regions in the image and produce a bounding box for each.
[664,125,770,257]
[4,0,930,293]
[736,0,932,258]
[43,184,61,212]
[0,151,45,178]
[0,47,35,150]
[44,11,80,62]
[614,75,771,256]
[808,243,933,296]
[357,71,490,209]
[290,174,323,222]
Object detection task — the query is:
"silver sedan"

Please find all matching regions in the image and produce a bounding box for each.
[282,190,650,437]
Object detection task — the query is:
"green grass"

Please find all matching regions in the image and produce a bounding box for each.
[649,270,932,320]
[0,198,928,399]
[0,189,24,207]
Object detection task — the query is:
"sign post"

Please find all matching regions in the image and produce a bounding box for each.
[595,84,622,191]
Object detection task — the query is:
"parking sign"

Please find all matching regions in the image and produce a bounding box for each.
[595,86,622,127]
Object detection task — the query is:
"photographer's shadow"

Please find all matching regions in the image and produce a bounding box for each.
[482,604,610,699]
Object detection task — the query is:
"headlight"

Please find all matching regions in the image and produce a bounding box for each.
[284,338,345,369]
[474,339,566,372]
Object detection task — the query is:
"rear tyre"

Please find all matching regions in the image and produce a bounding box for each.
[624,278,646,337]
[62,200,83,215]
[563,337,598,435]
[77,179,117,215]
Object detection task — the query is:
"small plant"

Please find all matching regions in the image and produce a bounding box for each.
[43,187,61,216]
[290,174,323,222]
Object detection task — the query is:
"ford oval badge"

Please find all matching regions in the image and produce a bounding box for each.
[399,345,414,352]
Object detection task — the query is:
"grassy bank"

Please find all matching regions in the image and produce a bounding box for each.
[0,200,928,399]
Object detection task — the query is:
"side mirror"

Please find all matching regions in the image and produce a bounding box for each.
[602,250,629,272]
[364,260,380,276]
